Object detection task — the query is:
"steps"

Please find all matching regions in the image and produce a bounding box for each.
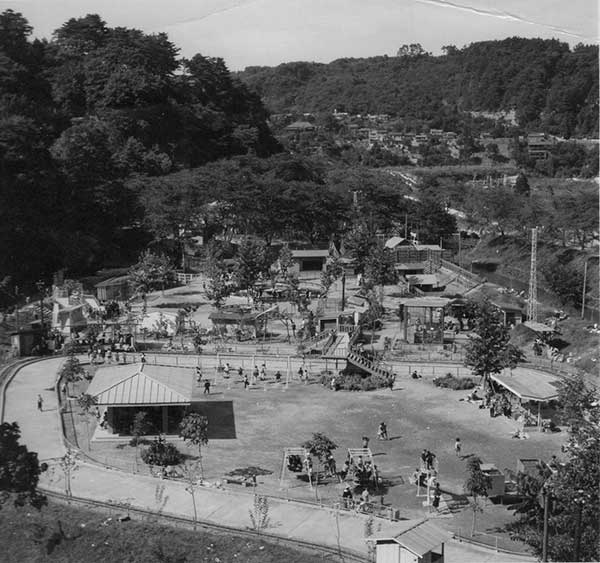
[322,333,350,358]
[346,352,393,379]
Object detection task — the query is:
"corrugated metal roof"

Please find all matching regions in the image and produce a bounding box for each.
[395,520,449,556]
[491,368,561,402]
[385,236,409,249]
[87,363,193,406]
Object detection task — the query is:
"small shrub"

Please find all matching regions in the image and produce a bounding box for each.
[141,436,183,466]
[335,372,391,391]
[433,373,476,390]
[287,455,303,472]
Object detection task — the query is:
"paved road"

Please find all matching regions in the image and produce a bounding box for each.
[2,358,535,562]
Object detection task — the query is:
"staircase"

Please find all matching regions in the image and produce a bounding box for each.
[346,352,393,379]
[322,333,350,358]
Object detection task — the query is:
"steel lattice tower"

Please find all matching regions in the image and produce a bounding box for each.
[527,227,538,322]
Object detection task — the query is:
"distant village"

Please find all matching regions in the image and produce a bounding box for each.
[272,109,575,167]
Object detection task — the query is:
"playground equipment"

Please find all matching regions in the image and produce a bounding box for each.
[279,447,310,488]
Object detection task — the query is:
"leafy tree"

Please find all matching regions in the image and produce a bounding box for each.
[364,243,397,286]
[464,299,524,391]
[77,393,98,449]
[232,238,269,296]
[178,413,209,479]
[542,259,585,307]
[0,422,45,509]
[60,346,85,395]
[301,432,337,486]
[320,256,343,298]
[276,243,294,281]
[464,456,492,536]
[508,375,599,561]
[514,173,530,196]
[129,250,175,297]
[343,222,376,275]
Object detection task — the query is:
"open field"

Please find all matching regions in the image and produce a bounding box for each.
[64,361,565,553]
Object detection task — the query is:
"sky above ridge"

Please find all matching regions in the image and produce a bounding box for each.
[2,0,598,70]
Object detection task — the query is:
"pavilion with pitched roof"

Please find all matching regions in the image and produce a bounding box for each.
[86,363,194,435]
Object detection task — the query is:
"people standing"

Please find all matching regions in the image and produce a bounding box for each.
[140,352,146,364]
[37,394,43,411]
[259,363,267,381]
[342,485,353,509]
[252,366,259,385]
[223,363,231,378]
[203,379,211,394]
[196,366,203,384]
[454,437,462,457]
[243,374,250,390]
[377,422,388,440]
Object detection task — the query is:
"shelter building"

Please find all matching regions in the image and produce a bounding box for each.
[290,249,330,274]
[398,297,449,344]
[95,275,132,302]
[86,363,194,435]
[490,367,562,428]
[372,519,450,563]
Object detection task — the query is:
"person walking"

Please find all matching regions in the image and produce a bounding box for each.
[252,366,259,385]
[377,422,388,440]
[140,352,146,364]
[454,437,462,457]
[243,374,250,390]
[196,366,203,384]
[37,394,43,412]
[203,379,211,394]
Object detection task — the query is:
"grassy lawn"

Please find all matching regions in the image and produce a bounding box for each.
[0,498,327,563]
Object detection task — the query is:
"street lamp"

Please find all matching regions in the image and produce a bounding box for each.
[581,255,599,320]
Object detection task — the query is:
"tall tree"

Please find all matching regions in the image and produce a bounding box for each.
[232,238,269,296]
[129,250,175,297]
[464,299,524,391]
[464,456,492,536]
[179,413,209,480]
[0,421,45,509]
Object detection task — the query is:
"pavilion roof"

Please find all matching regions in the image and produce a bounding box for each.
[87,363,193,406]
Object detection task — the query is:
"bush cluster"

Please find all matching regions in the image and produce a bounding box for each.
[141,437,183,466]
[320,371,392,391]
[433,373,476,390]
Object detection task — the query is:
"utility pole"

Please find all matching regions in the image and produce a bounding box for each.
[541,487,550,562]
[581,255,599,320]
[36,280,45,337]
[341,271,346,312]
[527,227,538,322]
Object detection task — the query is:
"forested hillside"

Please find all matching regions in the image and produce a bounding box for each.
[0,11,279,291]
[238,38,599,137]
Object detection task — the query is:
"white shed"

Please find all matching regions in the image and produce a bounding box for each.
[372,519,451,563]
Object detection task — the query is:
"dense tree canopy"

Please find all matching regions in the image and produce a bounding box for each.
[0,11,279,292]
[239,38,598,137]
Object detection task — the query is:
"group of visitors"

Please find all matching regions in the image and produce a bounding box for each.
[420,449,437,471]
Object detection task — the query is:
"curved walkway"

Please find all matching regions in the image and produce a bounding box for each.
[1,357,535,562]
